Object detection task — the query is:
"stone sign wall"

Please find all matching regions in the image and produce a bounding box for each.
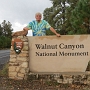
[28,35,90,73]
[9,36,29,80]
[9,35,90,80]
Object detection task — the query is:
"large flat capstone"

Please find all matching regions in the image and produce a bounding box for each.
[28,35,90,73]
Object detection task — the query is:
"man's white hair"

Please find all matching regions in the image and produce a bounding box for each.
[35,12,42,16]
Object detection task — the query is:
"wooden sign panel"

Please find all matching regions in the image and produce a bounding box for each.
[28,35,90,73]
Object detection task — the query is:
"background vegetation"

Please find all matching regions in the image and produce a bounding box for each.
[43,0,90,35]
[0,0,90,49]
[0,20,13,49]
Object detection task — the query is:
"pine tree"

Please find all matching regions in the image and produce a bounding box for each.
[43,0,78,35]
[70,0,90,34]
[1,20,13,38]
[0,20,13,49]
[0,24,3,36]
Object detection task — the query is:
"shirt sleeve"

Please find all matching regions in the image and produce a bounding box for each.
[26,22,33,30]
[44,20,51,30]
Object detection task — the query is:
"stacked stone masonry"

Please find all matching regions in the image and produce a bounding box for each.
[9,36,29,80]
[8,36,90,84]
[53,73,90,85]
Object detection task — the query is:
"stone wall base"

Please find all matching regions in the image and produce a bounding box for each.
[9,36,29,80]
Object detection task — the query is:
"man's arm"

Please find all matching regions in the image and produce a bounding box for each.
[50,27,61,37]
[23,27,30,31]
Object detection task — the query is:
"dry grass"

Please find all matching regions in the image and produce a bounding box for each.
[0,63,8,76]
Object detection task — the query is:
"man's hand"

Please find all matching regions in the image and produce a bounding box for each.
[50,27,61,37]
[56,33,61,37]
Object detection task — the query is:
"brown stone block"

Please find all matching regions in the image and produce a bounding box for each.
[22,46,29,51]
[9,58,16,62]
[17,36,24,39]
[16,67,20,72]
[21,62,28,68]
[18,73,25,78]
[23,42,28,45]
[10,46,14,50]
[10,55,17,58]
[17,57,28,61]
[10,51,16,54]
[9,71,17,77]
[20,68,26,74]
[21,51,29,53]
[18,53,29,57]
[9,66,16,71]
[21,38,28,42]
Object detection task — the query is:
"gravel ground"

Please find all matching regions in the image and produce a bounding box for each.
[0,75,90,90]
[0,63,90,90]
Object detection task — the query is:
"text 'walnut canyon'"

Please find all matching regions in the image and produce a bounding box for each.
[34,43,88,56]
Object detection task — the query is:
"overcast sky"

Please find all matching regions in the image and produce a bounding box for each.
[0,0,52,35]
